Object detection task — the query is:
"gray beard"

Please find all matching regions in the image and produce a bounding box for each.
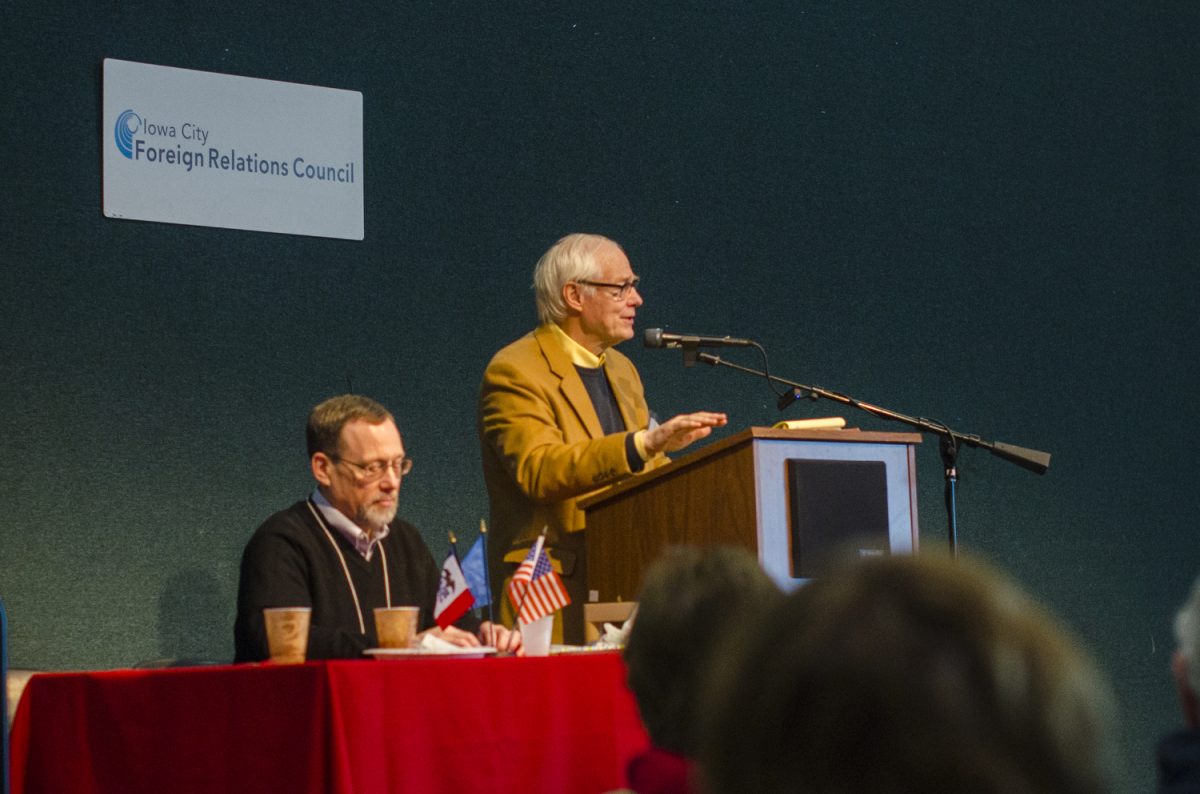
[358,502,397,534]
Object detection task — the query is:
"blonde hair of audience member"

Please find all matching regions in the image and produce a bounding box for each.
[624,546,783,756]
[1172,574,1200,727]
[699,554,1119,794]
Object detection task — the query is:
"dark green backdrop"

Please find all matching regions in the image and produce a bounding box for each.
[2,3,1197,790]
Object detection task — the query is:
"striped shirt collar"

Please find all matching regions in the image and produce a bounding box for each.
[311,488,390,561]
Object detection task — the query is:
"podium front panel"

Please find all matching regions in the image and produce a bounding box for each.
[753,436,919,588]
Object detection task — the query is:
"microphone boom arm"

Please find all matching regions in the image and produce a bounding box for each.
[695,352,1051,475]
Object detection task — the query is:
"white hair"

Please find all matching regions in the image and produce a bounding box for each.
[531,233,617,325]
[1176,574,1200,691]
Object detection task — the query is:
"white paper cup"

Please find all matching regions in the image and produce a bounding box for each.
[520,614,554,657]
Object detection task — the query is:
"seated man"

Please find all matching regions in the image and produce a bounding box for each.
[234,394,519,661]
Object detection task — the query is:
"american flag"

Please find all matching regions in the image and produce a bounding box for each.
[506,537,570,624]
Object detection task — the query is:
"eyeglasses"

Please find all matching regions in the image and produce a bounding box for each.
[576,277,641,300]
[331,455,413,481]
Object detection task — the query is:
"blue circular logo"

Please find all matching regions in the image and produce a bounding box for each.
[114,109,141,159]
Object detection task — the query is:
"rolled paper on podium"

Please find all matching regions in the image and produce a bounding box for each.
[772,417,847,430]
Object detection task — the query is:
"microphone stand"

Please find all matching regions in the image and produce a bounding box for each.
[691,352,1051,556]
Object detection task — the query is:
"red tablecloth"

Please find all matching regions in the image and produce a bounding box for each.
[9,653,649,794]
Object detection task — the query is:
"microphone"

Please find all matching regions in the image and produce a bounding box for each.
[644,328,754,349]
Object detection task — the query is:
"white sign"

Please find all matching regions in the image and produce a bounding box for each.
[103,58,364,240]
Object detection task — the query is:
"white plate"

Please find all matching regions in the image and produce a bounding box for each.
[550,644,623,654]
[364,646,497,659]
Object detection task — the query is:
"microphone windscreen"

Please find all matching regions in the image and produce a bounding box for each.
[643,328,664,348]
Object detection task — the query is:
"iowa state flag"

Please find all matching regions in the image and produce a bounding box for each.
[434,552,475,629]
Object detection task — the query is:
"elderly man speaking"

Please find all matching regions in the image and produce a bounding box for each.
[478,233,726,642]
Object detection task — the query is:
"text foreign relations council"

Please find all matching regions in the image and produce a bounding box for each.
[130,139,357,183]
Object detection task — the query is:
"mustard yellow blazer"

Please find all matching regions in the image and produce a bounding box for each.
[478,324,663,568]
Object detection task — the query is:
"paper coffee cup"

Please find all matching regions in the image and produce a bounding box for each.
[520,614,554,657]
[374,606,420,649]
[263,607,311,664]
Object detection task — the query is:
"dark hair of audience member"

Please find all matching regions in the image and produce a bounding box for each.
[624,545,783,756]
[698,553,1119,794]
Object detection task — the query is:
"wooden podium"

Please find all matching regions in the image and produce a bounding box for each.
[581,427,921,601]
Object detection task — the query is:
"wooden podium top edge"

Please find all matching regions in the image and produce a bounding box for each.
[579,426,922,509]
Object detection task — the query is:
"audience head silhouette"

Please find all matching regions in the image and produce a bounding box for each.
[1171,573,1200,728]
[625,545,782,756]
[700,553,1118,794]
[1158,571,1200,791]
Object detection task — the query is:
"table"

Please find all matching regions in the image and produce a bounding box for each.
[9,653,649,793]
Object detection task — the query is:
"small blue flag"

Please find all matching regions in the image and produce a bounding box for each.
[460,536,492,608]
